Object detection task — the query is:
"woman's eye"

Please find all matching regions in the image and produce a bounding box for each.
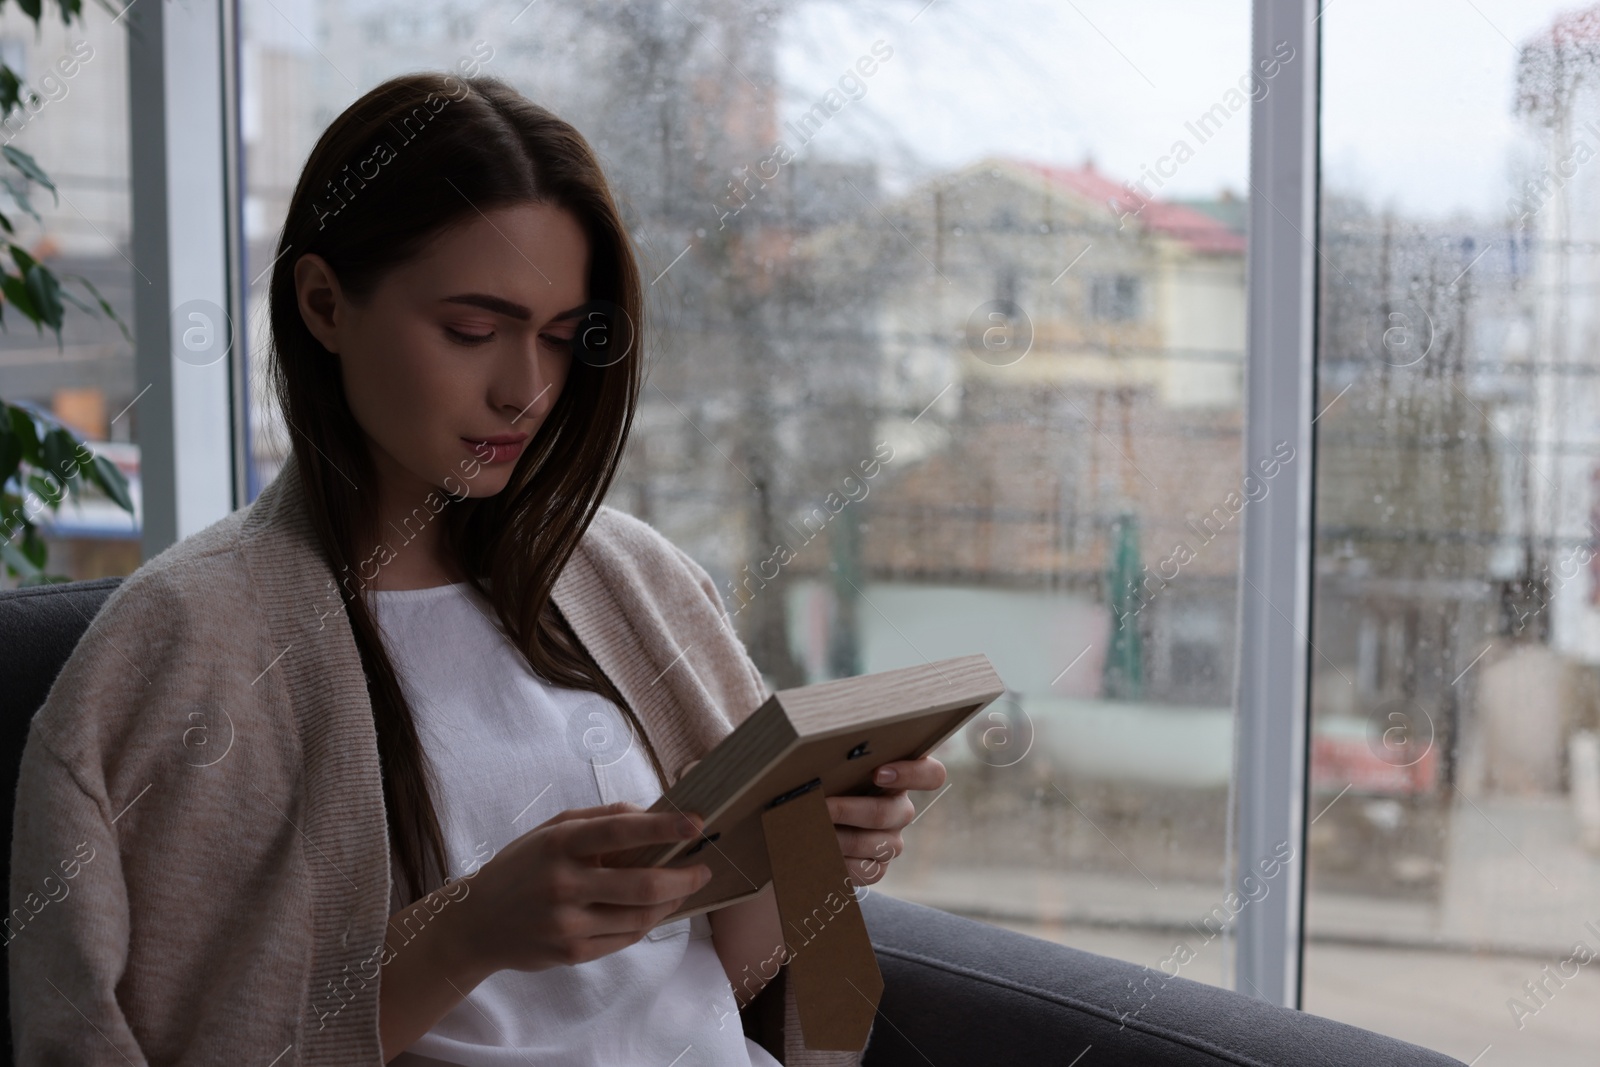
[445,326,494,346]
[541,333,575,351]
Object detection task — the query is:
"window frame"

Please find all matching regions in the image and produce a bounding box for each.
[1235,0,1319,1008]
[127,0,244,556]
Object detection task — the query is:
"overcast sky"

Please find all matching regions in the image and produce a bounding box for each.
[255,0,1584,223]
[775,0,1583,221]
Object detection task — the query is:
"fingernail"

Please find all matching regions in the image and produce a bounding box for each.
[876,767,896,784]
[678,816,697,836]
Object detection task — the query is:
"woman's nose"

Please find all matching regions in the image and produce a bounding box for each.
[498,341,556,423]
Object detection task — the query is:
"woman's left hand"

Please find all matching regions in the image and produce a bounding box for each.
[827,755,947,887]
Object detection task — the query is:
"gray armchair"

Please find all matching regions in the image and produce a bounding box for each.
[0,578,1462,1066]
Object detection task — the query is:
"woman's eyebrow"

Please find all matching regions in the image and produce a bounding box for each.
[441,293,587,322]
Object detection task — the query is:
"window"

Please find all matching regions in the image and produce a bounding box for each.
[236,0,1253,991]
[1090,273,1142,321]
[0,9,137,581]
[1309,1,1600,1061]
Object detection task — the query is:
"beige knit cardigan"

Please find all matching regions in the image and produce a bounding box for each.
[7,463,867,1066]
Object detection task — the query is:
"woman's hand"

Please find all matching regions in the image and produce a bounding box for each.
[676,753,947,888]
[828,755,946,886]
[444,800,713,984]
[697,754,946,1008]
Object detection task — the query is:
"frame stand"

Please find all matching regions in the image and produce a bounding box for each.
[759,785,884,1051]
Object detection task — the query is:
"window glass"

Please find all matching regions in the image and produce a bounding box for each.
[1312,2,1600,1060]
[239,0,1252,984]
[0,9,136,582]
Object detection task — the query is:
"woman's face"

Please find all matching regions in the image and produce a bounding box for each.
[294,200,590,504]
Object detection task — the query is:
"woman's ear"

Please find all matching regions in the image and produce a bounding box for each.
[293,252,345,354]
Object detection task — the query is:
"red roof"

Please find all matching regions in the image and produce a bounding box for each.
[1512,6,1600,119]
[1005,158,1246,256]
[1524,3,1600,51]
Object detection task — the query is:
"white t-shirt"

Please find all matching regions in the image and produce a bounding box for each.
[369,581,781,1067]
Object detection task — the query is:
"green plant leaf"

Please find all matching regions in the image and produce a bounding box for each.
[26,263,63,344]
[19,522,46,567]
[59,286,90,314]
[0,408,18,489]
[8,404,39,465]
[14,0,42,29]
[26,470,63,507]
[60,272,130,345]
[2,146,55,206]
[0,67,24,120]
[2,270,41,329]
[41,425,79,479]
[88,454,132,513]
[1,178,40,225]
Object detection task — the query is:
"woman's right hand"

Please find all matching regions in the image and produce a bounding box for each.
[444,800,713,983]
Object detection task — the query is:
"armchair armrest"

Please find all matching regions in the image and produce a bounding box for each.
[857,891,1463,1067]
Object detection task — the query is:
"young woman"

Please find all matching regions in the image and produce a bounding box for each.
[8,73,944,1065]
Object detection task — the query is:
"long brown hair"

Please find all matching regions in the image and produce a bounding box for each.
[267,72,664,906]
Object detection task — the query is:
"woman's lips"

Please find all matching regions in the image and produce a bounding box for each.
[462,433,529,464]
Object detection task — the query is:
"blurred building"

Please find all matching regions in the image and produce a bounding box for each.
[832,156,1248,713]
